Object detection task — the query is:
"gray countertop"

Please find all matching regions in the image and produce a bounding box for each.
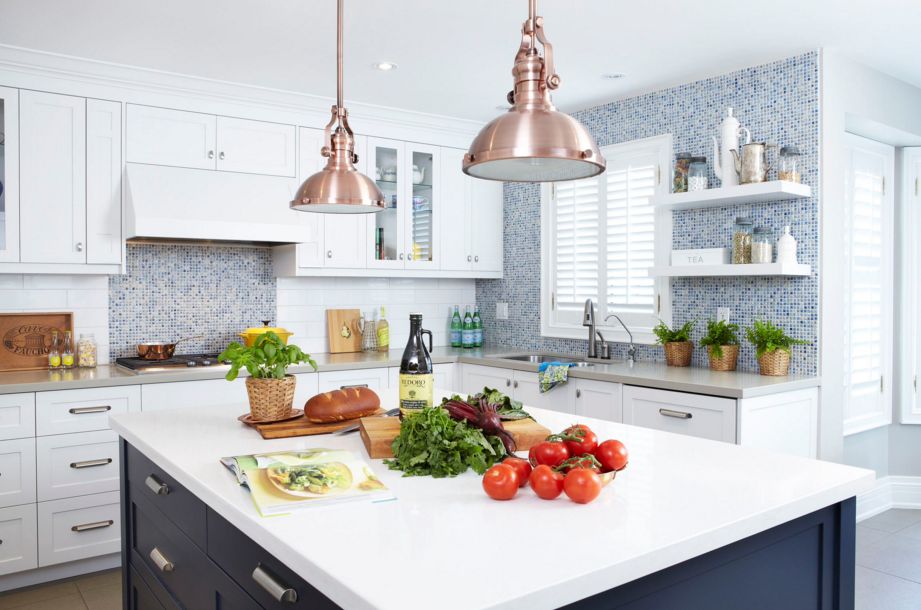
[0,346,819,399]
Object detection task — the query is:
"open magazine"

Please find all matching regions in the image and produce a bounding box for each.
[221,448,395,516]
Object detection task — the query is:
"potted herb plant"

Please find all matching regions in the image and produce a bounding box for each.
[699,319,741,371]
[652,320,695,367]
[745,319,807,376]
[219,332,317,422]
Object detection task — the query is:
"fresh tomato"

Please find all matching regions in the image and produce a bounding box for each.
[593,439,629,473]
[502,457,532,487]
[563,424,598,455]
[563,468,603,504]
[557,453,602,473]
[528,464,565,500]
[482,464,519,500]
[528,440,570,468]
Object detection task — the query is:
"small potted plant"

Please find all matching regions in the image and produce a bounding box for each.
[699,319,741,371]
[652,320,695,367]
[219,332,317,422]
[745,319,807,376]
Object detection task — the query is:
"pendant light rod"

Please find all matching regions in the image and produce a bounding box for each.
[337,0,344,112]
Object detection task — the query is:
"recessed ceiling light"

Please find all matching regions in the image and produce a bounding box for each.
[373,61,398,71]
[602,73,626,80]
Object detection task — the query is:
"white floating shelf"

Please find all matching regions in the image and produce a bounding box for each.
[656,181,812,211]
[647,263,811,277]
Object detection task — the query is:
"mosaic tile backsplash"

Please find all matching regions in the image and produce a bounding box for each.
[109,243,276,359]
[476,52,819,375]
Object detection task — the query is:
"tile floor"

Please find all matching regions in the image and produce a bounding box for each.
[0,511,916,609]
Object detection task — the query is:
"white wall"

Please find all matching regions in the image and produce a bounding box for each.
[0,274,110,362]
[276,277,476,354]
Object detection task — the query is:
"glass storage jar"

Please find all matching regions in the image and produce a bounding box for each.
[77,333,98,368]
[688,157,708,191]
[732,217,753,264]
[673,152,692,193]
[751,226,773,263]
[778,145,802,183]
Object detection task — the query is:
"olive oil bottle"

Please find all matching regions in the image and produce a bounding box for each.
[399,313,434,418]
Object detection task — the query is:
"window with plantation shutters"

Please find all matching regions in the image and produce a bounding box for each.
[543,135,671,341]
[842,133,893,435]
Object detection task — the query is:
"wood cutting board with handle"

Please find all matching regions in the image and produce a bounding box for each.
[248,408,386,439]
[326,308,362,353]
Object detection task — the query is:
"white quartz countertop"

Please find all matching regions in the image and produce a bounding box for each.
[110,389,871,610]
[0,346,818,398]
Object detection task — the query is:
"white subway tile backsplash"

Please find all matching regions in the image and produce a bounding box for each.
[0,276,24,290]
[66,289,108,308]
[0,289,68,309]
[23,275,107,289]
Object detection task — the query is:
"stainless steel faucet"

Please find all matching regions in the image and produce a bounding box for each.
[605,313,637,364]
[583,299,610,359]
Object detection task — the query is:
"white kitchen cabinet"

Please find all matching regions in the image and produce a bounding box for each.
[738,388,818,458]
[388,364,456,394]
[460,364,574,414]
[0,504,38,576]
[622,386,736,443]
[470,178,503,273]
[36,430,119,501]
[85,99,123,265]
[461,363,514,394]
[574,378,623,422]
[317,368,390,394]
[0,393,35,441]
[0,438,36,508]
[140,373,318,412]
[19,90,86,264]
[127,105,216,169]
[216,116,296,177]
[0,86,20,263]
[35,385,140,436]
[37,491,120,566]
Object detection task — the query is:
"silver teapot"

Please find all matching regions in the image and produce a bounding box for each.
[731,141,776,184]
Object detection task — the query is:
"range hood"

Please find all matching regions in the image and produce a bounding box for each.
[125,163,311,245]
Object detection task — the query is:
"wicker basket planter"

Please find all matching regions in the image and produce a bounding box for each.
[757,349,791,376]
[707,345,739,371]
[663,341,693,367]
[245,375,297,422]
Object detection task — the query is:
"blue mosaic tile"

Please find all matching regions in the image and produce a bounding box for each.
[108,243,276,360]
[476,52,819,375]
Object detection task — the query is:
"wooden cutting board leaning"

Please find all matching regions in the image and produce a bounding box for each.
[325,308,362,353]
[0,312,74,372]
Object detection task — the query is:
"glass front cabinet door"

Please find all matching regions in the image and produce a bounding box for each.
[406,144,438,270]
[0,86,20,263]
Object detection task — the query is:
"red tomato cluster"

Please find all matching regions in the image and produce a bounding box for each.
[482,424,629,504]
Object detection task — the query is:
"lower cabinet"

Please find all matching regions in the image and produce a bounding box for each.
[317,367,389,394]
[460,364,577,414]
[574,379,623,422]
[622,386,737,443]
[0,504,38,576]
[36,430,119,501]
[141,373,319,412]
[387,364,456,393]
[0,438,36,507]
[37,491,120,566]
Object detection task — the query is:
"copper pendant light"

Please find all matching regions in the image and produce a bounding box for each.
[463,0,605,182]
[291,0,385,213]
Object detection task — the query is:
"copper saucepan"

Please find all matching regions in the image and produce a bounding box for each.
[136,336,202,360]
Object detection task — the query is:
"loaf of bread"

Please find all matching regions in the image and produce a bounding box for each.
[305,387,381,423]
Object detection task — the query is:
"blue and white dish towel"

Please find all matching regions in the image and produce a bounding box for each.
[538,362,576,393]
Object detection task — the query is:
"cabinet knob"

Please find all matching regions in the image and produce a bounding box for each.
[399,253,404,260]
[474,255,479,263]
[513,380,519,389]
[467,255,472,262]
[145,474,170,496]
[207,150,215,159]
[149,547,175,573]
[576,389,582,398]
[219,151,225,160]
[505,379,511,387]
[407,253,413,261]
[252,564,298,603]
[327,250,333,259]
[75,242,83,252]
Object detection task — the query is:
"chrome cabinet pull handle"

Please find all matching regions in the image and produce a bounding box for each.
[207,150,215,159]
[659,408,693,419]
[150,547,174,573]
[513,380,519,389]
[145,474,170,496]
[219,151,225,160]
[339,384,369,390]
[69,406,111,415]
[505,379,511,387]
[70,458,112,469]
[252,564,298,603]
[71,519,113,532]
[327,250,333,259]
[576,389,582,398]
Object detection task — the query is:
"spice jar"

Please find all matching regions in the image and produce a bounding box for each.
[732,217,753,264]
[673,152,692,193]
[77,333,98,368]
[778,145,802,183]
[688,157,708,191]
[752,227,773,263]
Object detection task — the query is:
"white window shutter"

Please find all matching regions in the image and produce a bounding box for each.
[553,177,601,313]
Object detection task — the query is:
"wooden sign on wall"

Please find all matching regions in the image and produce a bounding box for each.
[0,313,74,372]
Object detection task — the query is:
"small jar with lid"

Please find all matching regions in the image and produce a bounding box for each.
[778,145,802,183]
[688,156,708,191]
[732,217,753,264]
[77,333,98,368]
[673,153,693,193]
[751,227,773,263]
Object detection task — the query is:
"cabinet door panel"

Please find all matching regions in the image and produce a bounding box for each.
[0,438,36,508]
[19,90,86,264]
[460,364,513,395]
[295,127,326,268]
[37,491,120,566]
[513,370,575,414]
[324,214,366,268]
[0,504,37,576]
[86,99,123,265]
[574,379,623,422]
[127,105,216,170]
[0,393,35,440]
[317,368,389,393]
[366,138,405,269]
[471,179,503,272]
[36,430,119,501]
[439,148,472,271]
[36,385,140,436]
[0,87,20,263]
[405,144,438,269]
[217,117,296,177]
[141,379,247,412]
[622,386,736,443]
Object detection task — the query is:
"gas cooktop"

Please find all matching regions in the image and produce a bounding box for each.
[115,354,228,374]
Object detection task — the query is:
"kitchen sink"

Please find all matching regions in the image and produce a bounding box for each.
[495,354,594,367]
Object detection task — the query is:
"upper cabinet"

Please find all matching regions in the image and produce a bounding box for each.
[0,87,19,264]
[126,105,295,178]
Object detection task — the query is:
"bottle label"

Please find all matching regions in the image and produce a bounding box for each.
[377,325,389,349]
[450,330,461,345]
[474,329,483,346]
[399,374,433,416]
[462,329,474,347]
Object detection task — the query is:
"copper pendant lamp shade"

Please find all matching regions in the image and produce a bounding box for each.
[291,0,385,213]
[463,0,605,182]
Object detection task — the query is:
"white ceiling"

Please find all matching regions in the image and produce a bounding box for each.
[1,0,920,121]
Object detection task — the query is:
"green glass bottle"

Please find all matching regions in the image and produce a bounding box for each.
[472,307,482,348]
[450,306,462,348]
[462,306,474,349]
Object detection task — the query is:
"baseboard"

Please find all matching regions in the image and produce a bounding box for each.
[856,475,921,521]
[0,554,120,593]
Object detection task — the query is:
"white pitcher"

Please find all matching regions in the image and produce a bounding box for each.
[712,107,744,188]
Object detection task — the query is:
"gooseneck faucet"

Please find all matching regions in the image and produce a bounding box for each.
[583,299,610,359]
[605,313,637,364]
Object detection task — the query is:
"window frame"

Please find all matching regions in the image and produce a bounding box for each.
[899,146,921,425]
[540,134,673,345]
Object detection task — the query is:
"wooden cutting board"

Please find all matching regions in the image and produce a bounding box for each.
[360,417,552,459]
[0,312,74,372]
[248,408,386,439]
[326,309,362,353]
